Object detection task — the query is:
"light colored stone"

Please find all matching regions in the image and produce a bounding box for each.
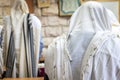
[0,0,10,6]
[47,16,59,26]
[34,7,41,17]
[42,4,58,16]
[41,27,46,37]
[0,19,3,25]
[10,0,15,6]
[59,17,69,25]
[67,19,70,25]
[41,16,48,26]
[0,8,2,18]
[43,37,54,47]
[50,0,57,3]
[47,16,69,26]
[45,26,62,37]
[62,26,69,33]
[3,7,11,16]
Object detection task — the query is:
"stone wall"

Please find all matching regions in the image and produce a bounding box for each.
[0,0,12,24]
[0,0,70,57]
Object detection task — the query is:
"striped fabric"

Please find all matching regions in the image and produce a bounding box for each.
[0,28,3,76]
[23,16,29,77]
[23,14,36,77]
[3,13,41,77]
[27,14,36,77]
[5,31,15,77]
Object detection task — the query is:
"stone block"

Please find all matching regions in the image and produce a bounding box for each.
[41,4,58,16]
[62,26,69,33]
[41,16,48,26]
[47,16,59,26]
[0,19,3,25]
[47,16,70,26]
[3,7,11,16]
[50,0,57,3]
[45,26,62,37]
[0,8,2,18]
[34,7,42,17]
[0,0,10,6]
[10,0,15,6]
[59,17,69,25]
[41,27,46,37]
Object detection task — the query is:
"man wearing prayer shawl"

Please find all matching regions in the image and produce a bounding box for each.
[2,0,42,78]
[45,1,120,80]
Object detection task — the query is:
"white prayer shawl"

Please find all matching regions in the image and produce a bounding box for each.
[45,34,73,80]
[67,1,120,80]
[0,25,3,76]
[107,9,119,26]
[45,1,120,80]
[3,0,41,78]
[80,31,120,80]
[3,15,41,77]
[0,47,3,75]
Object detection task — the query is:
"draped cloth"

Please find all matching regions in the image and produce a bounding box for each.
[2,0,41,78]
[45,34,73,80]
[23,14,36,77]
[67,1,120,80]
[45,1,120,80]
[80,31,120,80]
[5,31,15,77]
[3,14,41,78]
[0,26,3,77]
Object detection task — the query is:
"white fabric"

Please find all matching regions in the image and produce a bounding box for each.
[0,26,3,76]
[80,31,120,80]
[3,14,41,78]
[45,34,73,80]
[45,1,120,80]
[67,1,118,80]
[68,1,111,35]
[3,0,41,77]
[0,48,3,75]
[107,9,119,26]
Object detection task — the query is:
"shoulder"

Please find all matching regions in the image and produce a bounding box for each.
[52,34,67,44]
[91,33,120,66]
[48,34,67,51]
[101,34,120,59]
[29,14,41,27]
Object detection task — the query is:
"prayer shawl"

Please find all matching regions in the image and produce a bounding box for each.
[80,31,120,80]
[45,1,120,80]
[3,14,41,78]
[45,34,73,80]
[5,30,15,77]
[0,25,3,76]
[67,1,120,80]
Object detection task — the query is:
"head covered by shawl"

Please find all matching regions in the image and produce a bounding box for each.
[67,1,119,80]
[107,9,119,26]
[68,1,119,36]
[11,0,29,29]
[11,0,29,13]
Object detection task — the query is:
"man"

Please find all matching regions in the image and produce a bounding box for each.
[45,1,120,80]
[3,0,42,78]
